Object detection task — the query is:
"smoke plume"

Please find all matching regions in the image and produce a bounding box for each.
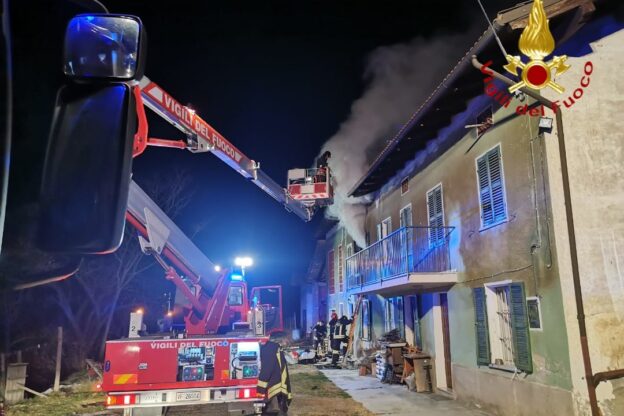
[321,30,477,248]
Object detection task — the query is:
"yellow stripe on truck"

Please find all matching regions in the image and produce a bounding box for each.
[113,373,138,384]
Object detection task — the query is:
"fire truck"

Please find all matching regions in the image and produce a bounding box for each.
[62,13,335,415]
[102,182,284,415]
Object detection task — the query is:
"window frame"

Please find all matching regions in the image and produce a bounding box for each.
[475,144,509,231]
[484,280,514,370]
[526,296,543,332]
[401,176,410,195]
[399,203,413,228]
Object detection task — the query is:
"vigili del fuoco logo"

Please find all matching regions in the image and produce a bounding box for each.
[481,0,594,116]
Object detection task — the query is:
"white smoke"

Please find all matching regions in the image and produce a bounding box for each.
[321,30,477,248]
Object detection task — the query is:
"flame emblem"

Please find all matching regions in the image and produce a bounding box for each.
[503,0,570,93]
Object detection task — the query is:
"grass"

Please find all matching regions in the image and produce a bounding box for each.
[5,374,110,416]
[288,365,374,416]
[5,390,107,416]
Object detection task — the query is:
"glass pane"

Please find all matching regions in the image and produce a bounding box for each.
[64,15,140,79]
[227,286,243,306]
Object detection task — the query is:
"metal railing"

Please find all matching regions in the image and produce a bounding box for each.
[346,226,454,290]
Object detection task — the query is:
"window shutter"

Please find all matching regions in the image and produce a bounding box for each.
[427,185,444,245]
[477,146,507,227]
[488,147,506,222]
[327,250,335,295]
[510,282,533,373]
[473,287,491,366]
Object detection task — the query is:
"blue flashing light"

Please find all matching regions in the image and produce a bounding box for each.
[85,15,95,22]
[230,273,244,281]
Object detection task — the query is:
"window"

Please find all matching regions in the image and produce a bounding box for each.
[526,297,542,330]
[384,296,404,339]
[426,184,445,246]
[378,217,392,240]
[401,177,409,195]
[360,298,371,341]
[473,281,532,373]
[338,302,345,318]
[346,243,353,260]
[399,204,413,228]
[227,286,243,306]
[327,250,335,295]
[476,145,508,228]
[337,245,344,292]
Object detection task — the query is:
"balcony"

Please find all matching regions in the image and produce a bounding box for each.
[346,226,457,295]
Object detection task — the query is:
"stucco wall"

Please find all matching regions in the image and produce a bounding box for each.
[542,27,624,416]
[364,91,572,393]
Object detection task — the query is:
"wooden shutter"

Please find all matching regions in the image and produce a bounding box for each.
[338,245,344,292]
[477,146,507,227]
[473,287,491,366]
[327,250,335,295]
[427,185,444,245]
[488,148,506,223]
[510,282,533,373]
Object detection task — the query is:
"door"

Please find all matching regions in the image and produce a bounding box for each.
[440,293,452,389]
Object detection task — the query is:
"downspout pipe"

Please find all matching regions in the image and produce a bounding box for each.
[471,55,615,416]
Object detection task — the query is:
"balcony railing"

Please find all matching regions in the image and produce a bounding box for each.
[346,226,454,290]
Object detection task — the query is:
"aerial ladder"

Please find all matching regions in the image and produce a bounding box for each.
[102,74,333,414]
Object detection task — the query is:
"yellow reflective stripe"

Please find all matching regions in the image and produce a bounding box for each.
[276,351,281,367]
[281,368,288,385]
[257,380,268,388]
[267,386,289,399]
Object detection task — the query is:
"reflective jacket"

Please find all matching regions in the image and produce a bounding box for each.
[333,316,352,340]
[257,341,292,402]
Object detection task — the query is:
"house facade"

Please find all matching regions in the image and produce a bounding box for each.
[320,2,624,416]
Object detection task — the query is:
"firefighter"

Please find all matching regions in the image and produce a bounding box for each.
[257,339,292,415]
[315,150,331,183]
[331,314,352,366]
[312,320,327,355]
[328,312,338,360]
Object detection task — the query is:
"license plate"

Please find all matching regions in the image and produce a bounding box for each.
[176,391,201,402]
[140,392,161,404]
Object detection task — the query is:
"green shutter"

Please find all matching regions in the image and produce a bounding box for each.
[473,287,491,366]
[510,282,533,373]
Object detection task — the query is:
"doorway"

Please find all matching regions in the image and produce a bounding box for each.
[433,293,452,391]
[440,293,452,390]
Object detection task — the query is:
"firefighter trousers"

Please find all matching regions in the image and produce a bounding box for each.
[331,338,344,365]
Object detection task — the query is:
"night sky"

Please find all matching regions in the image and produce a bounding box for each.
[8,0,519,320]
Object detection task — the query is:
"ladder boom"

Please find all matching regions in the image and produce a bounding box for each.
[137,76,312,221]
[127,180,220,294]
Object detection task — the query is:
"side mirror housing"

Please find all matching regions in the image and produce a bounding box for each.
[63,14,146,81]
[38,14,146,253]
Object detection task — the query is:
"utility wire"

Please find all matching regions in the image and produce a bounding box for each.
[475,0,509,58]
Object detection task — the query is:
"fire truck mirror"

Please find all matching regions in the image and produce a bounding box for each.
[63,14,147,81]
[38,83,136,253]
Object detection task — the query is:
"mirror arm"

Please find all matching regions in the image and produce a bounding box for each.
[132,85,148,157]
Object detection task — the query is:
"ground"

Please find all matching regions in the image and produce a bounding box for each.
[3,365,492,415]
[3,365,372,416]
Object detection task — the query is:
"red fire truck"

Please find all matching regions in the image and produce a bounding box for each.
[102,179,287,414]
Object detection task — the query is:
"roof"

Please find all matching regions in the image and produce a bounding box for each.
[349,0,598,198]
